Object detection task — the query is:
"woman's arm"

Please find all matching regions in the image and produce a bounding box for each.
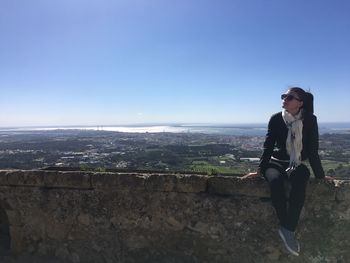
[242,114,278,179]
[258,115,277,173]
[308,115,325,179]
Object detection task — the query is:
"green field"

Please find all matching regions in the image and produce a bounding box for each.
[190,157,258,176]
[321,160,350,178]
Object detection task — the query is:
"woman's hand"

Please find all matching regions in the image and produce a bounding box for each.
[324,175,335,184]
[324,175,334,181]
[241,168,261,180]
[316,175,335,185]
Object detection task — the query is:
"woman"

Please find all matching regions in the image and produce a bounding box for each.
[245,87,332,256]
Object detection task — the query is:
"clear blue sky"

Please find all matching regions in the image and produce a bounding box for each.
[1,0,349,126]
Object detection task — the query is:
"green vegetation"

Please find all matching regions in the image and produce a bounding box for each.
[321,160,350,178]
[0,130,349,179]
[190,156,258,176]
[191,160,232,175]
[80,165,107,172]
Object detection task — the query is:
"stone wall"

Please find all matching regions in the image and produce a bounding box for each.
[0,170,349,263]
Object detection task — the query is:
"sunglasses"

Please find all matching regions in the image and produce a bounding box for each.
[281,94,302,102]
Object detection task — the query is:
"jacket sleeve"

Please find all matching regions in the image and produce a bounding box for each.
[308,115,325,179]
[259,116,276,173]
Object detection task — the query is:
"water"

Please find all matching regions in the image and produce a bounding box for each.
[0,123,268,136]
[318,122,350,135]
[0,122,349,136]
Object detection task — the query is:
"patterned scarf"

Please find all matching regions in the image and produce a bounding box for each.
[282,109,303,175]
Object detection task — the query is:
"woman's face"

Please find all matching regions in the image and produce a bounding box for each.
[282,90,304,114]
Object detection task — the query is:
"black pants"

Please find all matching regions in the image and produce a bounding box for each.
[264,163,310,232]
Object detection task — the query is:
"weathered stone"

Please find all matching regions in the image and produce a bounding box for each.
[46,223,68,240]
[91,172,145,190]
[7,170,45,186]
[207,175,269,197]
[335,180,350,201]
[55,246,70,259]
[145,173,207,193]
[0,170,349,263]
[307,180,336,201]
[0,199,13,214]
[175,174,207,193]
[71,252,80,263]
[125,235,149,249]
[9,226,25,254]
[144,173,177,192]
[264,245,281,261]
[44,171,91,189]
[77,213,90,226]
[166,216,185,231]
[188,221,209,235]
[37,242,49,255]
[0,170,9,185]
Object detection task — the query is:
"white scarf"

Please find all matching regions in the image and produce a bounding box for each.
[282,109,303,175]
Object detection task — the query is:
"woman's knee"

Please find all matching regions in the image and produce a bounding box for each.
[265,168,281,182]
[290,164,310,184]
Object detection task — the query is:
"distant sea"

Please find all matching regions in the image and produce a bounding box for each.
[1,123,350,136]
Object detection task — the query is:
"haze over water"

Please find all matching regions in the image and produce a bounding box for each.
[1,123,349,136]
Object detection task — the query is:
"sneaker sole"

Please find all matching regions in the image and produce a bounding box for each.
[278,229,299,256]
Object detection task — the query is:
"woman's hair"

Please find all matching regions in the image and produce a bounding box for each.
[289,87,314,117]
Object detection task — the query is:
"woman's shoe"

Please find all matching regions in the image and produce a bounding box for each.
[278,227,300,256]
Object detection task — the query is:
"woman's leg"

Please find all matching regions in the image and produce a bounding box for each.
[265,168,288,228]
[286,165,310,231]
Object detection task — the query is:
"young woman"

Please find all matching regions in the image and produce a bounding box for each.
[245,87,332,256]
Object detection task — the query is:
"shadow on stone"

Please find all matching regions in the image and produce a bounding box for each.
[0,206,11,255]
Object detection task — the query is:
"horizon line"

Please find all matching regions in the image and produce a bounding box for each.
[1,121,350,129]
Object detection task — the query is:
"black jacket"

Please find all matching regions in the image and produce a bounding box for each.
[259,112,325,179]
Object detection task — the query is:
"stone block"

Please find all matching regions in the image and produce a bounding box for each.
[0,198,13,211]
[43,171,91,189]
[166,216,185,231]
[6,210,22,226]
[144,173,177,192]
[145,174,207,193]
[7,170,45,186]
[175,174,207,193]
[9,226,25,253]
[91,172,145,190]
[77,213,91,226]
[335,180,350,201]
[307,180,336,201]
[0,170,9,185]
[207,176,269,197]
[124,234,149,249]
